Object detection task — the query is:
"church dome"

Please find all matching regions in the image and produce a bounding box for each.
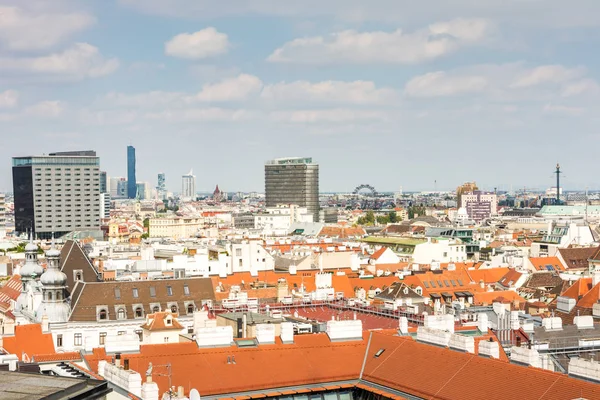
[25,242,38,252]
[40,268,67,286]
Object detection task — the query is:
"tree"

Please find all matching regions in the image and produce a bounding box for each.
[365,210,375,224]
[388,211,399,223]
[376,215,389,225]
[143,218,150,229]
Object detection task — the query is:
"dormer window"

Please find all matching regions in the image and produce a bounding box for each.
[98,309,107,320]
[165,317,172,326]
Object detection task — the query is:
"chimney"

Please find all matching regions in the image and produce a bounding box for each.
[115,353,121,368]
[124,359,130,370]
[41,316,49,333]
[177,386,185,397]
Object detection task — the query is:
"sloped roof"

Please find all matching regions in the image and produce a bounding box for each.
[362,333,600,400]
[529,257,566,272]
[3,324,55,360]
[576,282,600,309]
[0,275,22,304]
[523,272,563,289]
[68,278,215,322]
[498,269,523,288]
[473,290,527,306]
[467,267,510,284]
[557,246,598,270]
[561,278,593,300]
[59,240,99,293]
[83,331,600,400]
[141,312,184,331]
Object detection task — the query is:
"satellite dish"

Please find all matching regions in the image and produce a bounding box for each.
[189,389,201,400]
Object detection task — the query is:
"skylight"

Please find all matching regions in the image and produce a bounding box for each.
[374,349,385,358]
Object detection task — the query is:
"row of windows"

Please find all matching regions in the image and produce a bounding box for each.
[422,279,464,289]
[114,284,191,300]
[98,303,196,320]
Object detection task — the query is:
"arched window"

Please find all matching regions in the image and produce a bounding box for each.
[56,291,62,300]
[118,308,126,320]
[170,305,178,313]
[135,307,143,318]
[187,304,194,315]
[98,309,107,320]
[47,292,53,301]
[75,272,82,281]
[152,306,160,313]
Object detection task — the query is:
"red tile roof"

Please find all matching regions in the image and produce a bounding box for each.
[141,312,184,331]
[3,324,55,360]
[561,278,593,300]
[33,352,81,363]
[529,257,566,272]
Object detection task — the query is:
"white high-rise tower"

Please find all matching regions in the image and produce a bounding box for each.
[182,169,196,201]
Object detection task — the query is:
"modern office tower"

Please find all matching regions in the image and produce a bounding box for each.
[12,151,101,239]
[100,193,111,219]
[136,182,151,200]
[100,171,107,193]
[127,145,137,199]
[0,193,5,239]
[181,169,196,201]
[265,157,319,222]
[157,173,166,199]
[109,177,128,199]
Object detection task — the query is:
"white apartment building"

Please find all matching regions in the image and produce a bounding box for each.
[255,205,313,235]
[149,217,204,239]
[412,238,468,264]
[530,221,595,257]
[181,169,196,201]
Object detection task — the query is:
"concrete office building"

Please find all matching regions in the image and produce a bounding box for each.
[12,151,101,239]
[127,145,137,199]
[265,157,319,222]
[182,169,196,201]
[460,191,498,223]
[100,193,111,219]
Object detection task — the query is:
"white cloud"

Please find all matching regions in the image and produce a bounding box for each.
[404,63,594,101]
[165,27,229,59]
[0,43,119,81]
[24,100,65,117]
[510,65,585,88]
[0,5,94,50]
[561,79,600,97]
[270,109,387,123]
[195,74,263,102]
[144,108,252,122]
[118,0,600,28]
[105,91,187,108]
[261,80,397,104]
[0,90,18,108]
[404,71,488,97]
[543,104,585,116]
[267,18,494,64]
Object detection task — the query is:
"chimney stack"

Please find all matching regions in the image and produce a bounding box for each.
[115,353,121,368]
[177,386,185,397]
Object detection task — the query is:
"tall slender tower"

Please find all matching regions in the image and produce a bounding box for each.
[127,145,137,199]
[555,163,561,204]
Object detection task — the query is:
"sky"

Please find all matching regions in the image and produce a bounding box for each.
[1,0,600,194]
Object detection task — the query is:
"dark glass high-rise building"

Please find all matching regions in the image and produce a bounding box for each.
[127,146,137,199]
[265,157,319,222]
[100,171,107,193]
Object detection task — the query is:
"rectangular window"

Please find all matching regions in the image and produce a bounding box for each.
[118,331,125,336]
[235,249,242,257]
[149,287,156,297]
[135,329,143,342]
[114,288,121,299]
[56,334,63,347]
[133,288,139,298]
[74,333,82,346]
[164,337,169,343]
[99,332,107,345]
[183,285,190,295]
[167,286,173,296]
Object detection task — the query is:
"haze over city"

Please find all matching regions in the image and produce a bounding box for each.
[1,1,600,192]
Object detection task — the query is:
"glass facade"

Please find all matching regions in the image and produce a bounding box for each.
[127,146,137,199]
[12,165,34,233]
[265,158,320,222]
[13,156,99,167]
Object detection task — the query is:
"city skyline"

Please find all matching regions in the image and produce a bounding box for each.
[1,1,600,192]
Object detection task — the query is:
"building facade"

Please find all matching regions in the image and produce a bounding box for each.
[100,193,111,219]
[0,193,5,239]
[460,191,497,223]
[265,157,319,222]
[99,171,107,193]
[12,151,101,238]
[110,177,127,199]
[181,169,196,201]
[157,173,166,200]
[127,145,137,199]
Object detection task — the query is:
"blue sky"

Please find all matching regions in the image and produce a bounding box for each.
[1,0,599,194]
